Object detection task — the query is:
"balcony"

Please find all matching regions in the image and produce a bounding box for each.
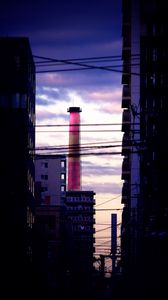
[121,181,130,204]
[122,48,131,61]
[75,225,95,234]
[122,132,131,155]
[122,85,131,108]
[122,73,130,85]
[122,62,131,85]
[122,23,131,44]
[122,109,131,132]
[123,63,131,74]
[66,196,95,204]
[121,156,131,180]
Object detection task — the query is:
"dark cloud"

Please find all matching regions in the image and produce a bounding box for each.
[82,161,121,176]
[36,86,71,106]
[1,0,122,97]
[1,0,121,33]
[36,71,121,92]
[0,0,122,57]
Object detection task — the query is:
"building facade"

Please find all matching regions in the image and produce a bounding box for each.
[65,190,95,299]
[0,37,35,295]
[121,0,168,297]
[35,154,66,205]
[35,154,67,296]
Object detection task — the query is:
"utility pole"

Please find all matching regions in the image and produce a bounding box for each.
[100,254,105,278]
[111,213,117,273]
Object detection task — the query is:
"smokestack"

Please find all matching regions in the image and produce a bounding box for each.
[67,107,82,191]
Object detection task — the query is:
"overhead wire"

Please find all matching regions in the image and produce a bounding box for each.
[34,53,140,65]
[33,53,140,75]
[33,150,146,157]
[35,122,139,127]
[95,194,121,207]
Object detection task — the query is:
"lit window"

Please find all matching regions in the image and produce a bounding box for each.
[61,185,65,192]
[61,160,65,168]
[61,173,65,180]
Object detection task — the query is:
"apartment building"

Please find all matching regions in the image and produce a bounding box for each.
[121,0,168,297]
[0,37,35,296]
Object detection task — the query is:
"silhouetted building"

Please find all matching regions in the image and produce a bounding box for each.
[34,154,67,297]
[65,190,95,273]
[0,37,35,296]
[65,190,96,299]
[121,0,168,298]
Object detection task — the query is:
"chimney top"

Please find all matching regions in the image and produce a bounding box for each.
[67,107,82,113]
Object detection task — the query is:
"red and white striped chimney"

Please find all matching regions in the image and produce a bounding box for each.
[67,107,82,191]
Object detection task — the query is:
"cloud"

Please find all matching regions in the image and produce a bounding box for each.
[36,86,71,106]
[36,110,68,123]
[36,72,120,90]
[82,160,121,176]
[0,0,124,228]
[82,181,122,195]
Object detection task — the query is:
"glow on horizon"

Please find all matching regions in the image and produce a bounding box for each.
[35,85,124,234]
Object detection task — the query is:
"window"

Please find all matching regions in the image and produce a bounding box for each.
[41,162,48,168]
[20,94,27,108]
[61,160,65,168]
[41,186,48,192]
[61,173,65,180]
[41,174,48,180]
[12,94,20,108]
[61,185,65,192]
[153,48,157,61]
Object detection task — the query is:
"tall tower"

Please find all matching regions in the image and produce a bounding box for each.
[66,106,95,298]
[67,106,82,191]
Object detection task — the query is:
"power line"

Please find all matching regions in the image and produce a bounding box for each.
[36,129,122,133]
[34,53,140,64]
[33,150,146,157]
[95,194,121,207]
[35,144,122,152]
[34,141,144,153]
[35,122,134,127]
[33,53,140,75]
[96,208,123,211]
[35,138,143,152]
[95,226,111,233]
[35,139,123,148]
[34,54,120,72]
[96,237,111,239]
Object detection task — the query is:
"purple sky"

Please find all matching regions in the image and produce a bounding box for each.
[1,0,123,238]
[1,0,122,56]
